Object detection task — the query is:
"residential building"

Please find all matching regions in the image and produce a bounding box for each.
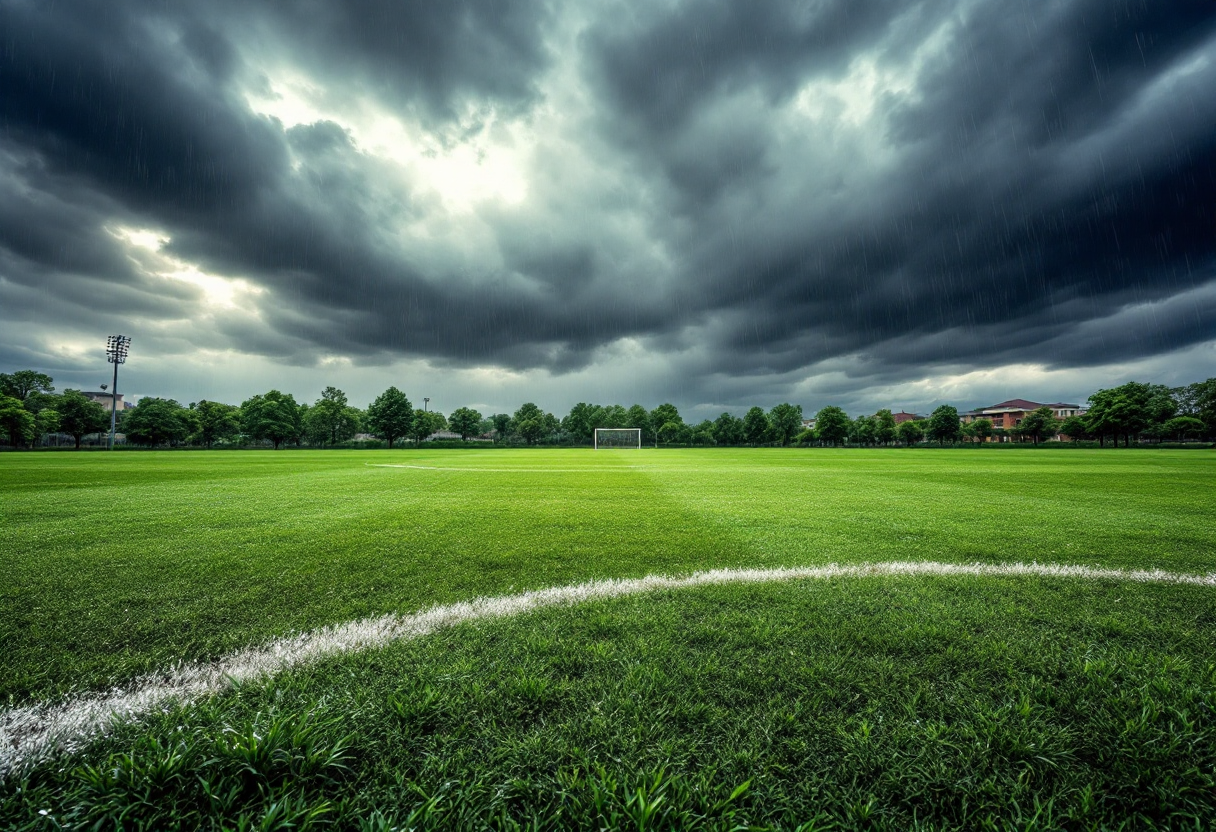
[890,411,923,424]
[960,399,1087,441]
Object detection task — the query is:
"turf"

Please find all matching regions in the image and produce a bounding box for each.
[1,448,1213,704]
[4,576,1216,830]
[2,448,1215,829]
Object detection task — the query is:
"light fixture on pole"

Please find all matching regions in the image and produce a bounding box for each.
[105,335,131,450]
[424,397,430,412]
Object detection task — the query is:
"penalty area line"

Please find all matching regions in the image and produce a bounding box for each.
[2,560,1214,777]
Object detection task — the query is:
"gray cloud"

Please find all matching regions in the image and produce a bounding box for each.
[1,0,1214,413]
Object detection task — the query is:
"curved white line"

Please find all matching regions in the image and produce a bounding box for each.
[2,560,1213,777]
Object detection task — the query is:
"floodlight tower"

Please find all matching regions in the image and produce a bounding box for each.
[423,397,430,412]
[105,335,131,450]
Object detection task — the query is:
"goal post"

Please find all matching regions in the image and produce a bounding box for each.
[594,428,642,449]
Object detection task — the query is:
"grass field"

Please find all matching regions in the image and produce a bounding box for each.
[2,448,1215,829]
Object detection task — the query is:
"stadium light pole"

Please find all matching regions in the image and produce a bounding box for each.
[423,397,429,412]
[105,335,131,450]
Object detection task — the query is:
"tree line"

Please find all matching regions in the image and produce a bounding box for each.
[1,369,1213,449]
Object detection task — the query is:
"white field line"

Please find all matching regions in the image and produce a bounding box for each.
[3,560,1214,778]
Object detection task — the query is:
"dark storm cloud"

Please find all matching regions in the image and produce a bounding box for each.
[586,0,1216,376]
[1,0,1215,404]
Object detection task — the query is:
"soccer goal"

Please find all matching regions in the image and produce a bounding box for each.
[594,428,642,449]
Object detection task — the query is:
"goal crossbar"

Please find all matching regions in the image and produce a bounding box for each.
[594,428,642,449]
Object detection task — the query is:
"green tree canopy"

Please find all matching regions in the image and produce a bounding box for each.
[927,405,961,445]
[0,395,36,447]
[366,387,413,448]
[814,406,850,446]
[56,390,110,449]
[768,403,803,446]
[0,370,54,404]
[490,413,512,442]
[1162,415,1206,440]
[1085,382,1177,447]
[873,409,897,445]
[448,407,483,440]
[896,419,924,446]
[970,418,994,443]
[191,400,241,448]
[713,412,744,446]
[626,404,653,445]
[122,398,193,447]
[649,403,682,435]
[742,406,771,445]
[35,408,61,439]
[1018,406,1060,445]
[240,390,300,450]
[849,415,876,446]
[305,387,360,446]
[514,416,546,445]
[562,403,596,440]
[1175,378,1215,437]
[409,409,448,444]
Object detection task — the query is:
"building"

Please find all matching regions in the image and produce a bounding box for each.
[890,411,923,424]
[801,418,817,430]
[960,399,1087,441]
[82,391,125,410]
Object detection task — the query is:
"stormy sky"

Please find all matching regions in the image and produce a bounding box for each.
[2,0,1214,418]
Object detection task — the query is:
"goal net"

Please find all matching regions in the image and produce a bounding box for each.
[594,428,642,449]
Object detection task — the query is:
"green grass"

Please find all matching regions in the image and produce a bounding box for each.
[2,448,1215,829]
[5,577,1216,830]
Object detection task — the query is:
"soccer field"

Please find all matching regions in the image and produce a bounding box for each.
[3,448,1215,829]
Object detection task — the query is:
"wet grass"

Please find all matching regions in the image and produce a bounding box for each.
[4,576,1216,830]
[1,448,1213,705]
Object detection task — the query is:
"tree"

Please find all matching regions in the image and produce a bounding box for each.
[192,400,240,448]
[366,387,413,449]
[849,415,876,446]
[35,408,60,441]
[0,370,54,404]
[896,419,925,447]
[970,418,994,444]
[650,403,682,438]
[1085,382,1175,447]
[657,420,684,446]
[515,416,546,445]
[241,391,300,450]
[57,390,110,449]
[713,412,744,446]
[874,409,897,446]
[1162,416,1206,440]
[626,404,653,446]
[304,387,360,447]
[927,405,961,445]
[491,413,512,443]
[1058,415,1088,441]
[814,406,850,446]
[769,403,803,446]
[742,407,771,445]
[0,395,36,447]
[1175,378,1216,438]
[562,403,597,442]
[409,409,448,445]
[122,398,193,447]
[1018,406,1059,445]
[448,407,483,441]
[691,420,716,445]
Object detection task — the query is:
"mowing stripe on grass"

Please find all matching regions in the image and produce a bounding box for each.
[3,560,1214,778]
[366,464,650,472]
